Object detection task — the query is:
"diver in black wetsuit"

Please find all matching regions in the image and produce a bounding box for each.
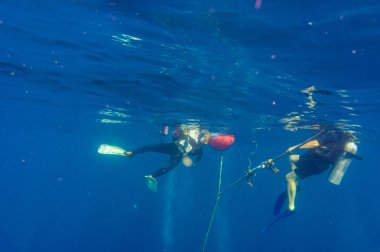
[125,125,211,192]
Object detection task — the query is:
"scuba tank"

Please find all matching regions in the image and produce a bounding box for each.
[328,142,358,185]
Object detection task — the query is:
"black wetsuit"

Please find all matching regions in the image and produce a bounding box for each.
[294,130,351,179]
[132,130,204,178]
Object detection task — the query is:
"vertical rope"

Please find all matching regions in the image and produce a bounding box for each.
[201,152,224,252]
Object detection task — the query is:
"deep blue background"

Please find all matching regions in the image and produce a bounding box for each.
[0,0,379,251]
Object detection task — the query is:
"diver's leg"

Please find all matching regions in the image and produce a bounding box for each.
[286,171,297,211]
[144,153,182,192]
[289,154,299,171]
[150,153,182,178]
[286,155,300,211]
[128,143,177,156]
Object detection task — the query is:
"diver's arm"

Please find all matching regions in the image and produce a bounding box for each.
[299,140,320,149]
[287,140,320,153]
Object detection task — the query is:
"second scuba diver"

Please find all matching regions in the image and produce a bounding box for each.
[124,125,211,192]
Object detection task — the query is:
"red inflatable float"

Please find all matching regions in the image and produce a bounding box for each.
[209,135,235,151]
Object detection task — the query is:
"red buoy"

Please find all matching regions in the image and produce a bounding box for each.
[209,135,235,151]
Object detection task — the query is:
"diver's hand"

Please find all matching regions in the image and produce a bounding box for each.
[182,156,193,167]
[287,146,297,153]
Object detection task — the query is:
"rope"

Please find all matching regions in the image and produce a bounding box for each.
[201,152,224,252]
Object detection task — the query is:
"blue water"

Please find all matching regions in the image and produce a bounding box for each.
[1,0,379,251]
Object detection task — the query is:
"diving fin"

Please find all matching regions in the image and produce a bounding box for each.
[98,144,126,156]
[262,209,296,233]
[145,175,158,192]
[273,191,287,215]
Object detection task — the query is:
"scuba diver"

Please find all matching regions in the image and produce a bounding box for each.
[262,128,362,232]
[123,125,211,192]
[284,129,360,212]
